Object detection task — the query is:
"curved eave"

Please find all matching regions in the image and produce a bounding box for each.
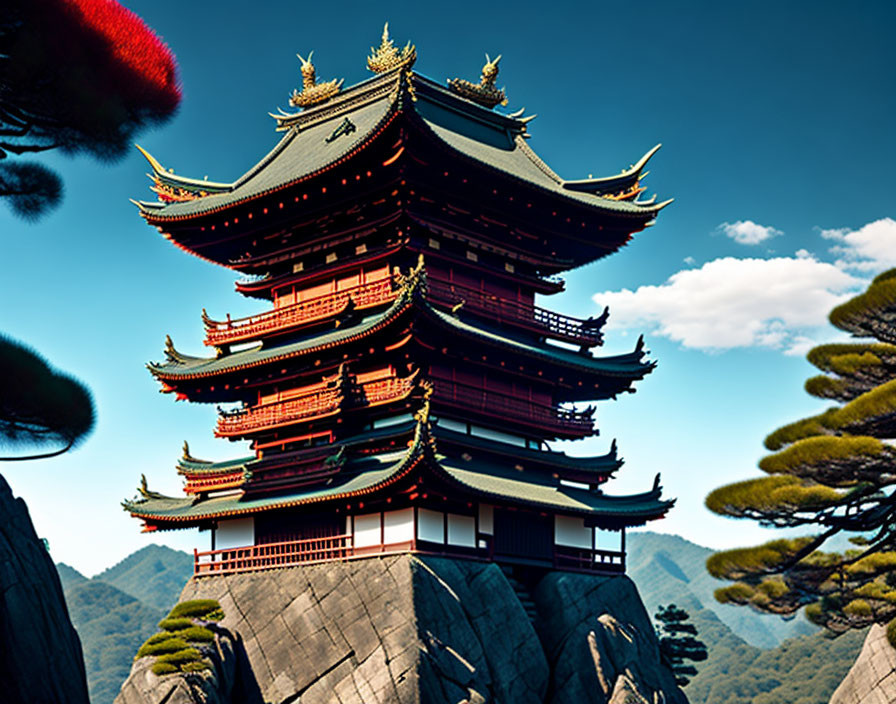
[433,459,673,521]
[137,92,400,226]
[408,94,668,221]
[124,417,432,527]
[425,305,654,378]
[561,144,662,195]
[434,424,622,474]
[177,455,252,477]
[135,144,232,193]
[148,289,414,380]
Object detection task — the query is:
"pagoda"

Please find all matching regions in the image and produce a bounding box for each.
[123,29,674,577]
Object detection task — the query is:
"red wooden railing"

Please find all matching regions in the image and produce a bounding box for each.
[431,379,594,436]
[427,279,601,347]
[204,278,396,347]
[216,390,342,437]
[194,534,352,575]
[216,375,417,437]
[194,535,625,577]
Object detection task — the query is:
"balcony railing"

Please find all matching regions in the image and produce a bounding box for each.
[193,535,625,577]
[204,278,396,347]
[432,379,595,436]
[553,546,625,573]
[216,390,342,437]
[195,534,352,575]
[215,375,417,437]
[427,280,603,347]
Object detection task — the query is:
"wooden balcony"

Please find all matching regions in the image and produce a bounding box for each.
[431,380,595,437]
[215,374,417,437]
[203,278,396,347]
[216,390,341,437]
[553,546,625,573]
[193,535,625,577]
[427,279,604,347]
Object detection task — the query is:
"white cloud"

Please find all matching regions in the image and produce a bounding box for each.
[820,218,896,272]
[593,256,860,353]
[718,220,783,245]
[683,256,696,266]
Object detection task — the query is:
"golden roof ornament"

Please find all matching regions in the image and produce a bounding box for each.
[447,54,508,109]
[289,52,343,108]
[367,23,416,73]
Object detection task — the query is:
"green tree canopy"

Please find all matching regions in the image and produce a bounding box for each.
[0,336,95,460]
[0,0,181,218]
[707,269,896,640]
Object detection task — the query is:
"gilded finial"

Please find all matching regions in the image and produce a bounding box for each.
[290,51,343,108]
[182,440,190,459]
[367,23,416,73]
[138,474,163,499]
[447,53,508,108]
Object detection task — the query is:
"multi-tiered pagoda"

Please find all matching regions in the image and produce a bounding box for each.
[124,30,674,577]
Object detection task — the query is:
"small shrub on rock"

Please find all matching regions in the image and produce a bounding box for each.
[151,662,178,676]
[136,636,188,659]
[179,626,215,643]
[156,648,203,667]
[168,599,224,620]
[158,617,194,631]
[181,660,212,673]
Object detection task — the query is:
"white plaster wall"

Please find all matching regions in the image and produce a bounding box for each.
[353,513,382,548]
[417,508,444,543]
[215,517,255,550]
[555,515,593,549]
[447,514,476,547]
[383,508,414,543]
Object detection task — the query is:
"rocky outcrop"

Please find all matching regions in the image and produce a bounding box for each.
[0,473,90,704]
[115,556,684,704]
[535,571,686,704]
[830,624,896,704]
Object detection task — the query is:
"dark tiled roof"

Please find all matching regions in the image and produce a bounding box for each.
[135,70,667,223]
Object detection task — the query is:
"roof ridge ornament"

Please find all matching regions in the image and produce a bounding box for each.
[367,23,416,73]
[289,51,344,109]
[447,53,508,109]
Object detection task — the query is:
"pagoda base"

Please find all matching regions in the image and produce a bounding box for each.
[115,555,686,704]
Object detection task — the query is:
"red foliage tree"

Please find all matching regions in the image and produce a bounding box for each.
[0,0,181,217]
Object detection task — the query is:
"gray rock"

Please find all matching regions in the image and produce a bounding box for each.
[830,624,896,704]
[115,556,684,704]
[533,572,687,704]
[0,473,90,704]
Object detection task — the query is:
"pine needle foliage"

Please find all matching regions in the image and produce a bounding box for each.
[133,599,223,677]
[654,604,708,686]
[707,269,896,638]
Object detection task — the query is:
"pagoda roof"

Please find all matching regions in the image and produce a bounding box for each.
[149,268,652,385]
[176,452,251,477]
[123,412,671,528]
[134,67,668,227]
[433,423,622,475]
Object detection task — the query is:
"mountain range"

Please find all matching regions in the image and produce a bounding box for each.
[55,534,863,704]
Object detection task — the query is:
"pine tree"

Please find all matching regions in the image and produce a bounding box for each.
[707,269,896,640]
[0,0,181,218]
[0,336,95,460]
[654,604,708,686]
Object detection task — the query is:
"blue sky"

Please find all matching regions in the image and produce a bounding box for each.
[2,0,893,575]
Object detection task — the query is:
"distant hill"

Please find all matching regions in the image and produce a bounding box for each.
[93,544,193,610]
[56,562,88,591]
[628,531,815,648]
[627,532,864,704]
[58,544,193,704]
